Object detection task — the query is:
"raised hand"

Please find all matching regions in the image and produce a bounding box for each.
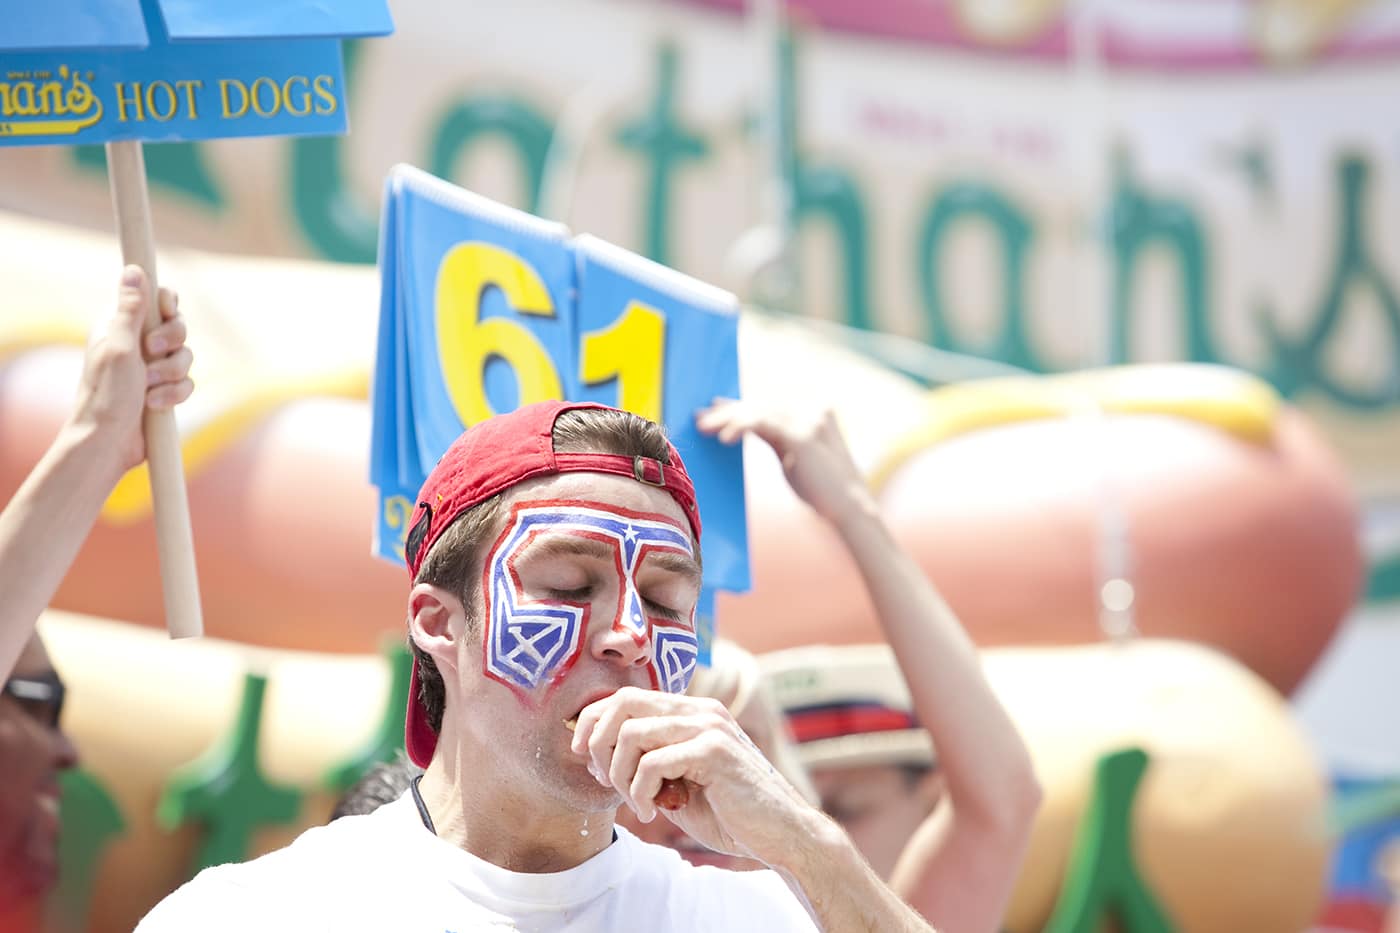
[696,398,872,527]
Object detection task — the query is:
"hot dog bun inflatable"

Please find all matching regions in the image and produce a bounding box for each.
[762,639,1330,933]
[988,637,1331,933]
[39,612,390,932]
[0,211,929,654]
[41,611,1329,933]
[876,370,1363,695]
[724,366,1363,695]
[0,210,1361,692]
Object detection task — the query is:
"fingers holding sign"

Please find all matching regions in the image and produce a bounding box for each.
[76,267,195,472]
[143,287,194,410]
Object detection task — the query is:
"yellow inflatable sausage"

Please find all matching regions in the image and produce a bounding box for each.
[41,613,1329,933]
[728,366,1362,695]
[0,211,1362,696]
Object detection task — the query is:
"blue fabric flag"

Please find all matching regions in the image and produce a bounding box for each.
[371,165,750,660]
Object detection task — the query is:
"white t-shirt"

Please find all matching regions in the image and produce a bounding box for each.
[137,793,819,932]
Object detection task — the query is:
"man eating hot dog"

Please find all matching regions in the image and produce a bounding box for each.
[139,401,936,932]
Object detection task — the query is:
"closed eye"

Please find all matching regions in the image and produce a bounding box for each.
[547,586,594,602]
[645,599,684,623]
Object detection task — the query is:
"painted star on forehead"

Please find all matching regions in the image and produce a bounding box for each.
[623,524,638,543]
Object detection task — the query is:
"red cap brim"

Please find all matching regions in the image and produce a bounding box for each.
[405,661,436,768]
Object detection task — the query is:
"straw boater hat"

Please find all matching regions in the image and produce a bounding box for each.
[760,644,936,772]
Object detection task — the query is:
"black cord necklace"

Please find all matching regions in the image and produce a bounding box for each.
[409,774,617,843]
[410,774,437,835]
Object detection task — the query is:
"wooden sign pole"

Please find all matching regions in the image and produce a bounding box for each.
[106,140,204,639]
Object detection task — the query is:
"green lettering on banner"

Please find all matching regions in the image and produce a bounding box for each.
[46,769,125,932]
[157,673,303,876]
[1042,747,1176,933]
[778,26,873,333]
[916,181,1043,372]
[1109,151,1218,366]
[73,141,224,210]
[615,42,709,266]
[291,40,378,262]
[324,640,413,792]
[1366,553,1400,603]
[1261,155,1400,409]
[796,166,872,330]
[1222,140,1274,205]
[430,97,553,215]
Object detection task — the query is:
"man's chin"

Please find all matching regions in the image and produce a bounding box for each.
[545,764,624,813]
[568,780,625,814]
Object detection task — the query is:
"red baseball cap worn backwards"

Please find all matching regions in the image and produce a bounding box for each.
[403,400,702,768]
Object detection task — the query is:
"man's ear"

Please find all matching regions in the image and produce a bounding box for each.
[408,583,466,676]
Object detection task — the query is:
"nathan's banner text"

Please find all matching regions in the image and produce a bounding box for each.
[370,165,748,656]
[0,42,346,144]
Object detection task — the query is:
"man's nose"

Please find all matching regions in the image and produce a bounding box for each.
[590,586,652,670]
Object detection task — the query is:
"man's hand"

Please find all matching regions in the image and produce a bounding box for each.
[697,398,873,527]
[570,687,819,867]
[575,687,937,931]
[71,265,194,473]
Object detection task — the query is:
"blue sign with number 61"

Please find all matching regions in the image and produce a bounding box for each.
[371,165,750,655]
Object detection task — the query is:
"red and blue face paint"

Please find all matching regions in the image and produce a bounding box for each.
[482,501,699,701]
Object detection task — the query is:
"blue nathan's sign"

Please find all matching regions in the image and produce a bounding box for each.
[0,0,392,145]
[0,44,347,144]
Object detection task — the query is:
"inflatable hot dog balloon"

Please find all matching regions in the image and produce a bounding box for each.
[762,638,1332,933]
[0,210,1362,692]
[40,613,1330,933]
[722,365,1363,695]
[0,209,1355,933]
[986,638,1331,933]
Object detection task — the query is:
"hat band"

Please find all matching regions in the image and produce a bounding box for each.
[787,702,918,744]
[552,451,700,540]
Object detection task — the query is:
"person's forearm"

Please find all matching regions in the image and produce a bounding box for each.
[830,494,1040,828]
[0,420,126,676]
[774,809,935,932]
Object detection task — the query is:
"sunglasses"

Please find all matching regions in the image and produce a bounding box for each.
[2,672,66,730]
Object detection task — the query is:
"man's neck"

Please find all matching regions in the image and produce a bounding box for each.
[418,755,618,873]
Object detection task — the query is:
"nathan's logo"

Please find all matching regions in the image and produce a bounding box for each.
[0,65,101,137]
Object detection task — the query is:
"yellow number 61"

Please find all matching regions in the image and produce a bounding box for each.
[436,241,665,426]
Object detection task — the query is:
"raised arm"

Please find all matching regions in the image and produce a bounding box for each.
[0,266,193,677]
[697,399,1041,933]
